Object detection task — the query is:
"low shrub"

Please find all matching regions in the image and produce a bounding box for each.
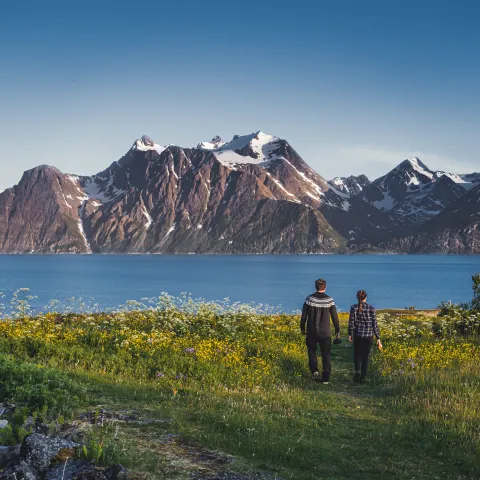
[435,274,480,337]
[0,354,86,418]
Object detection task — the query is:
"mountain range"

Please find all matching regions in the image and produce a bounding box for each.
[0,132,479,254]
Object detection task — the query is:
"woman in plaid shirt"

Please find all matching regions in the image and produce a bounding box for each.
[348,290,382,383]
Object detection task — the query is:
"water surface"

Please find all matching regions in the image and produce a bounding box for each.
[0,255,478,312]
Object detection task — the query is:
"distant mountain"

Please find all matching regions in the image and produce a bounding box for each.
[0,166,92,253]
[358,158,469,227]
[0,132,361,253]
[457,172,480,189]
[196,135,226,150]
[0,134,478,254]
[382,182,480,254]
[410,182,480,253]
[329,175,370,196]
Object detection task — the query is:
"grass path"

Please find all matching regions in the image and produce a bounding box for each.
[77,341,476,480]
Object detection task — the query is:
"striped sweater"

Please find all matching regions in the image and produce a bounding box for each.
[300,292,340,338]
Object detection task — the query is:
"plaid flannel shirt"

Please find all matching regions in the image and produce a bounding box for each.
[348,303,380,339]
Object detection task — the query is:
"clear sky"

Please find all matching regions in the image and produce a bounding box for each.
[1,0,479,191]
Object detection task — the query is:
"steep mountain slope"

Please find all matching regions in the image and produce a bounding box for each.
[0,166,91,253]
[197,132,395,248]
[77,141,346,253]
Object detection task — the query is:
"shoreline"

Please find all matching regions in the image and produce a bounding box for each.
[0,252,478,256]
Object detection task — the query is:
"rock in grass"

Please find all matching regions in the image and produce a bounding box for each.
[0,445,21,469]
[104,464,130,479]
[73,470,109,479]
[69,464,130,480]
[1,460,39,479]
[0,419,8,429]
[46,459,96,480]
[19,433,78,473]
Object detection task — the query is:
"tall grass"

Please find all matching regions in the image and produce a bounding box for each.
[0,290,478,479]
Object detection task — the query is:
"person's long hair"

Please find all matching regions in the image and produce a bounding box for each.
[357,290,367,313]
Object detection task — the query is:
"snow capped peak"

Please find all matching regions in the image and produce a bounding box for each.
[394,157,434,183]
[206,131,284,168]
[132,135,165,155]
[196,135,226,150]
[331,177,344,187]
[398,157,431,173]
[329,175,370,196]
[222,131,279,151]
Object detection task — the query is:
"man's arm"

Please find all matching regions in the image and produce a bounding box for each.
[300,301,308,335]
[330,303,340,336]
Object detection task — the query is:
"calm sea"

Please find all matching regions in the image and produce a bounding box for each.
[0,255,479,313]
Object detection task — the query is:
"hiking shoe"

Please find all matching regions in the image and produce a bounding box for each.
[321,381,333,385]
[354,373,361,383]
[312,372,321,382]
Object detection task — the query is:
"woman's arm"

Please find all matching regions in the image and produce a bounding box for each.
[372,307,381,341]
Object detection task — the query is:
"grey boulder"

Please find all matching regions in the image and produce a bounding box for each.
[19,433,78,473]
[1,460,39,479]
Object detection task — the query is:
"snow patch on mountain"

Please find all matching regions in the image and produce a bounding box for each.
[283,158,325,199]
[447,172,480,190]
[203,131,283,168]
[77,201,91,253]
[133,135,165,155]
[403,157,434,180]
[265,173,301,203]
[331,178,350,191]
[197,136,225,150]
[329,175,370,196]
[82,177,125,204]
[142,205,153,229]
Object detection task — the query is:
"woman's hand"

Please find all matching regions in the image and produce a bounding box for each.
[377,339,383,350]
[348,336,353,343]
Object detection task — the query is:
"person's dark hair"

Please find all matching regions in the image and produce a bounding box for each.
[357,290,367,313]
[315,279,327,291]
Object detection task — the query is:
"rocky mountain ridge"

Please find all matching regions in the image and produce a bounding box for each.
[0,132,478,253]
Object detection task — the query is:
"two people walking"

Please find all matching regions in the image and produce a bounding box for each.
[301,279,382,384]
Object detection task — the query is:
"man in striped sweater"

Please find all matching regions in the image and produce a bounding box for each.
[300,278,341,384]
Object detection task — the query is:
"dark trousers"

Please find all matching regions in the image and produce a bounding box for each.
[306,336,331,377]
[353,336,373,379]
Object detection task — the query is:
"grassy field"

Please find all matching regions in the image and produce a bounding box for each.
[0,294,479,479]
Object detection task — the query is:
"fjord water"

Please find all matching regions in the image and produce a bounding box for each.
[0,255,479,313]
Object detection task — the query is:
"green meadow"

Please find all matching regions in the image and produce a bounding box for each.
[0,285,479,479]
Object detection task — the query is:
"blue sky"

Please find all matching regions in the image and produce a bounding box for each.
[1,0,479,190]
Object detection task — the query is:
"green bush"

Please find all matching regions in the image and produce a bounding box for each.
[0,406,31,446]
[0,354,86,418]
[436,274,480,336]
[472,273,480,311]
